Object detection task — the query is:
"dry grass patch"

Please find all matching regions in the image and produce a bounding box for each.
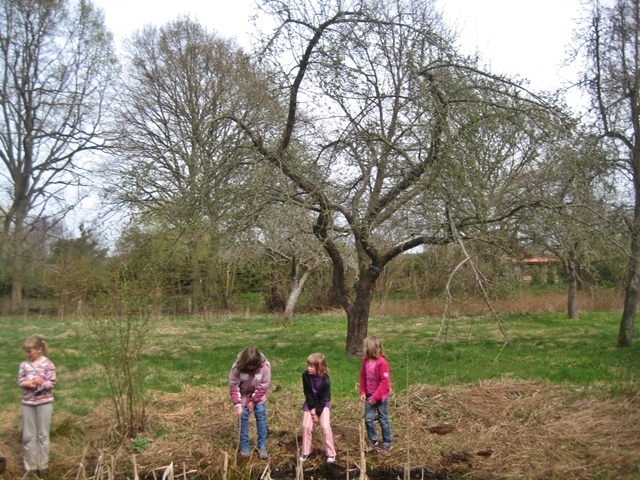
[372,291,624,317]
[1,380,638,479]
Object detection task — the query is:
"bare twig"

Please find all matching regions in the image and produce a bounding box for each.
[446,207,518,360]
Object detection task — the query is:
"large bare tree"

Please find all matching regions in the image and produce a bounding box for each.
[229,0,565,355]
[577,0,640,346]
[105,18,280,311]
[0,0,117,312]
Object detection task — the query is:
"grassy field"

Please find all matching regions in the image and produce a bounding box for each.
[1,310,637,406]
[0,307,638,478]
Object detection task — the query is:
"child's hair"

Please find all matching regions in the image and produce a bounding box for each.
[236,346,263,372]
[306,352,329,376]
[23,334,49,357]
[363,336,385,360]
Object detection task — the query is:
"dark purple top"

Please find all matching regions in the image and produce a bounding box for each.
[302,372,331,413]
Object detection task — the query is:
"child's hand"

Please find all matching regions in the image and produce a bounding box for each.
[235,405,243,420]
[360,394,366,403]
[311,409,318,422]
[23,379,42,389]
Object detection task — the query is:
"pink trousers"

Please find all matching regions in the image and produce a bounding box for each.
[301,409,336,457]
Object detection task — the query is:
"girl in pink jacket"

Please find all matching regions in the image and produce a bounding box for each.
[359,336,392,454]
[229,346,271,459]
[18,335,56,477]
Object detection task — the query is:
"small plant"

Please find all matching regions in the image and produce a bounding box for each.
[83,275,153,438]
[131,436,152,453]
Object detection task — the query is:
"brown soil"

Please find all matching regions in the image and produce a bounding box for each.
[1,379,638,479]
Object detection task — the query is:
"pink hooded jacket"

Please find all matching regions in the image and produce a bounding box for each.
[228,354,271,407]
[359,356,391,403]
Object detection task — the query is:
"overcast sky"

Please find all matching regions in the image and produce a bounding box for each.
[92,0,586,99]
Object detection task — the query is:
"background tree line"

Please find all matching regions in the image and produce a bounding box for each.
[0,0,637,355]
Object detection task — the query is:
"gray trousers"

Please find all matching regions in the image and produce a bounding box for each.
[22,403,52,471]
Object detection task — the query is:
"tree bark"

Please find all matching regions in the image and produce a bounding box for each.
[618,187,640,347]
[11,235,24,313]
[189,240,202,314]
[566,252,579,320]
[283,269,312,325]
[567,275,579,320]
[10,206,28,313]
[344,268,380,357]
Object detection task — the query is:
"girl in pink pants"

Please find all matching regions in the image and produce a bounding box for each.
[299,353,336,463]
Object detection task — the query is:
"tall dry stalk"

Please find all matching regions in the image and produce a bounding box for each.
[234,419,241,465]
[260,464,271,480]
[347,449,350,480]
[76,446,88,480]
[93,450,103,479]
[404,351,411,480]
[359,421,367,480]
[295,431,303,480]
[161,461,174,480]
[132,454,139,480]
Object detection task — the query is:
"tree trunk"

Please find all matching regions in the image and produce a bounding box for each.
[345,269,379,357]
[10,210,27,314]
[566,253,579,320]
[283,269,312,325]
[618,191,640,347]
[567,274,579,320]
[11,242,24,313]
[189,240,201,314]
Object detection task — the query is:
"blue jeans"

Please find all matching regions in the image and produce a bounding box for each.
[240,403,267,452]
[364,397,392,446]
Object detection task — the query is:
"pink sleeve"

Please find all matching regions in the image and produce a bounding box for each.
[17,362,28,388]
[369,358,391,403]
[41,360,56,391]
[228,366,241,405]
[359,358,367,395]
[251,362,271,404]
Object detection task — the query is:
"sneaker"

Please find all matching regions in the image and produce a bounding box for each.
[378,444,393,454]
[299,454,309,462]
[326,456,336,463]
[240,450,250,458]
[364,440,378,453]
[258,446,269,460]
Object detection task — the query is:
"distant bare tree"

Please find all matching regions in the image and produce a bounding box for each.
[521,134,618,319]
[253,205,330,324]
[106,18,280,312]
[0,0,117,312]
[576,0,640,346]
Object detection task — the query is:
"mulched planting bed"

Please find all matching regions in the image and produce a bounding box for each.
[1,379,638,479]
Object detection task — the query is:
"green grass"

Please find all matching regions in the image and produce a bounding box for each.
[0,310,638,418]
